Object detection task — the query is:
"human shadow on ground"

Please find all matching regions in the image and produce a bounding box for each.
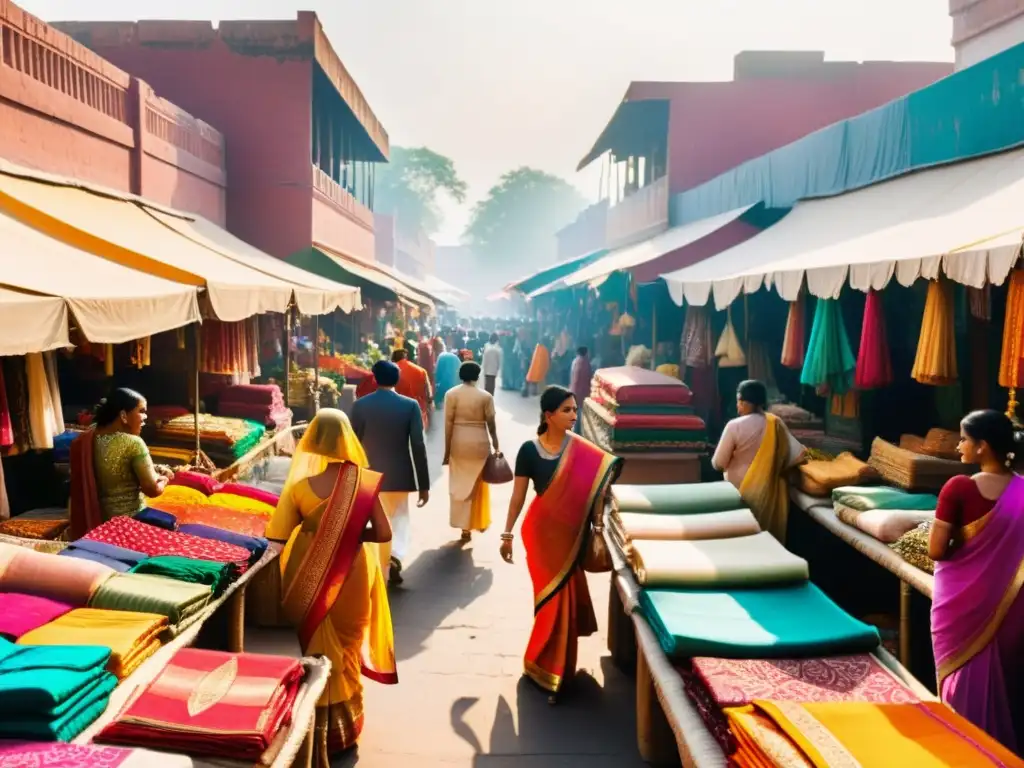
[387,542,495,663]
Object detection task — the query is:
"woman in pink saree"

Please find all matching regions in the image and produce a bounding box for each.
[930,409,1024,752]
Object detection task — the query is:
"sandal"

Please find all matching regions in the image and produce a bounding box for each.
[460,530,472,543]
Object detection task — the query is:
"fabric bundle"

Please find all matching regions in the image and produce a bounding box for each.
[854,290,893,389]
[780,297,806,369]
[206,492,275,516]
[800,299,856,396]
[218,482,280,508]
[176,523,268,564]
[681,305,715,369]
[19,608,166,680]
[609,509,760,566]
[794,453,877,497]
[0,543,114,605]
[149,414,266,468]
[133,508,176,531]
[143,502,269,538]
[0,743,192,767]
[0,518,68,541]
[167,470,222,496]
[889,521,935,573]
[89,573,212,635]
[0,594,74,640]
[611,482,744,515]
[59,539,147,573]
[84,516,252,573]
[591,366,693,407]
[217,384,291,430]
[911,278,958,386]
[0,639,116,741]
[131,555,238,597]
[714,314,747,368]
[98,648,305,761]
[1001,269,1024,389]
[834,506,935,544]
[831,485,937,513]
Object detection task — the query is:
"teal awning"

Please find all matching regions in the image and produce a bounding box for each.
[506,249,609,296]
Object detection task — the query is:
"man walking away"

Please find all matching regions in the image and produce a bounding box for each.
[350,360,430,585]
[481,333,503,396]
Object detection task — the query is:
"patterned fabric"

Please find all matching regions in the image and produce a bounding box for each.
[93,432,152,520]
[889,521,935,573]
[0,743,137,768]
[84,516,251,572]
[0,519,68,540]
[692,655,919,707]
[147,502,268,538]
[677,666,737,754]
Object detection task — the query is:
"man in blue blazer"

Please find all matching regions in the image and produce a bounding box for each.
[351,360,430,585]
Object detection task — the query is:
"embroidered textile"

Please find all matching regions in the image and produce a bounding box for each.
[84,516,251,572]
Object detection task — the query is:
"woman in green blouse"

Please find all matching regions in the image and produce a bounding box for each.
[70,388,172,537]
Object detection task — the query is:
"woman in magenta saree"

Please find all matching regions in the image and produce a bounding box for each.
[930,409,1024,752]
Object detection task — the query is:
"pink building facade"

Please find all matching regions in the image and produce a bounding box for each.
[0,0,226,223]
[56,13,388,264]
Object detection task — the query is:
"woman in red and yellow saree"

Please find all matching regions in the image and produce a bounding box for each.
[929,410,1024,752]
[266,409,397,766]
[500,386,621,703]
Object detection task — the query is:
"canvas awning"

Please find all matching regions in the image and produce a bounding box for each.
[293,246,436,309]
[0,209,200,342]
[144,209,361,315]
[662,147,1024,309]
[506,249,609,296]
[0,287,69,356]
[0,170,309,321]
[424,274,469,305]
[565,206,755,288]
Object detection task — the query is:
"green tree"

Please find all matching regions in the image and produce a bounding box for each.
[464,167,586,277]
[375,146,467,236]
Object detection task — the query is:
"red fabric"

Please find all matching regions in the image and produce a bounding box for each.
[218,483,280,508]
[676,666,737,754]
[154,502,268,538]
[592,366,693,405]
[935,475,995,527]
[691,654,919,706]
[98,648,303,760]
[356,376,378,399]
[0,366,12,447]
[854,290,893,389]
[69,432,104,540]
[147,405,191,423]
[85,516,251,571]
[781,298,806,370]
[169,470,222,496]
[218,384,282,406]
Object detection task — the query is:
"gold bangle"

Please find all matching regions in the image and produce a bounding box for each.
[500,532,514,541]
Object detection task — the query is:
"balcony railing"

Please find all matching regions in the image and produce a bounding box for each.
[144,91,224,169]
[606,175,669,249]
[312,164,374,231]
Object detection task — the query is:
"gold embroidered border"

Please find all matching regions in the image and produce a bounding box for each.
[960,507,995,542]
[524,659,561,692]
[762,701,862,768]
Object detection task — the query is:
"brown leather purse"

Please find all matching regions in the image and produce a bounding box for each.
[482,452,513,484]
[582,518,612,573]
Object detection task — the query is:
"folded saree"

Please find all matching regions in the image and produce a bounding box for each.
[726,701,1024,768]
[176,523,268,564]
[0,519,68,541]
[59,539,147,574]
[84,516,251,572]
[611,481,744,515]
[0,594,74,639]
[0,742,193,768]
[218,482,280,508]
[631,532,809,588]
[131,555,237,597]
[583,398,706,430]
[19,608,166,680]
[831,486,937,512]
[98,648,305,760]
[639,582,880,659]
[613,509,760,542]
[89,573,212,633]
[691,654,918,706]
[0,545,114,605]
[132,508,176,531]
[147,501,269,538]
[592,366,693,405]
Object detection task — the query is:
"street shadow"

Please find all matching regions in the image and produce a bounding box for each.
[388,543,495,662]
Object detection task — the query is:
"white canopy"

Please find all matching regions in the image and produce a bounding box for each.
[662,148,1024,309]
[0,209,200,342]
[566,206,754,287]
[0,287,69,356]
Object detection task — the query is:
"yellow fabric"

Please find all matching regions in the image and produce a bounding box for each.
[1000,268,1024,388]
[207,493,275,516]
[739,412,791,543]
[19,607,166,680]
[150,485,208,506]
[715,315,747,368]
[468,481,490,532]
[911,278,958,386]
[797,452,875,496]
[655,364,681,380]
[278,409,368,509]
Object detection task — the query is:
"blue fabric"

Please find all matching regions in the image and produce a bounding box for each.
[59,539,147,572]
[52,431,79,463]
[135,507,177,531]
[434,352,461,407]
[59,549,132,572]
[176,524,268,563]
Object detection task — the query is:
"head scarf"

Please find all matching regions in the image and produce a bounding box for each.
[281,409,368,499]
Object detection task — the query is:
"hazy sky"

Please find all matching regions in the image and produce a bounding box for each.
[26,1,954,244]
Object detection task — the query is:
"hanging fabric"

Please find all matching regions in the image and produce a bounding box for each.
[201,320,259,377]
[999,270,1024,389]
[0,457,8,521]
[25,353,59,450]
[854,290,893,390]
[0,365,12,448]
[800,298,856,396]
[104,345,114,377]
[968,285,991,322]
[780,296,806,370]
[43,352,63,435]
[131,337,152,370]
[912,278,958,387]
[746,342,777,390]
[1,357,28,453]
[680,305,715,369]
[830,390,860,418]
[715,307,747,368]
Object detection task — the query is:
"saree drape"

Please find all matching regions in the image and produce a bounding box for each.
[1000,269,1024,388]
[855,290,893,390]
[520,435,620,693]
[69,432,104,540]
[739,412,791,544]
[801,298,856,395]
[932,474,1024,752]
[781,297,806,370]
[912,277,958,386]
[526,344,551,384]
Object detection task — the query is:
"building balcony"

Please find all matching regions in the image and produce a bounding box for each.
[607,174,669,250]
[311,163,375,263]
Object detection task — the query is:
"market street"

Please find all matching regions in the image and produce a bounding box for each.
[249,387,647,767]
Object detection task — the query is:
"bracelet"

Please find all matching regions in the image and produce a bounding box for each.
[500,532,514,541]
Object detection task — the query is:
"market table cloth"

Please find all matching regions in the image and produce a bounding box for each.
[0,593,74,639]
[130,555,237,597]
[639,582,880,659]
[631,532,809,588]
[611,482,744,515]
[85,516,251,572]
[89,573,212,634]
[612,509,760,542]
[0,544,114,605]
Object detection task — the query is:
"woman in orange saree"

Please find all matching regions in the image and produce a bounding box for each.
[500,386,621,703]
[266,409,397,766]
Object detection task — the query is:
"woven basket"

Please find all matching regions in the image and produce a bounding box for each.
[869,437,972,492]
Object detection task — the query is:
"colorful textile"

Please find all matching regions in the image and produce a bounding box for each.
[218,482,279,508]
[611,509,759,543]
[68,432,103,540]
[592,366,693,406]
[0,594,74,639]
[0,519,67,541]
[18,608,165,680]
[0,544,114,606]
[153,485,208,506]
[149,502,268,538]
[84,516,251,572]
[831,486,937,512]
[681,305,715,368]
[176,524,268,564]
[781,297,806,370]
[520,435,620,693]
[639,582,879,659]
[889,522,935,573]
[801,298,855,395]
[97,648,304,761]
[726,700,1024,768]
[612,482,744,515]
[0,743,190,768]
[89,573,212,632]
[59,539,146,573]
[167,470,221,496]
[433,351,461,407]
[796,453,876,497]
[739,411,792,543]
[932,474,1024,752]
[131,556,237,598]
[0,365,12,448]
[206,493,275,516]
[677,666,737,754]
[839,507,935,544]
[715,315,747,368]
[692,654,918,706]
[999,268,1024,388]
[855,290,893,389]
[583,398,705,430]
[133,508,176,531]
[912,278,958,386]
[525,343,551,384]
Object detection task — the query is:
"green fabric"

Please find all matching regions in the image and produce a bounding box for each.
[89,572,212,627]
[131,555,236,597]
[832,486,938,512]
[0,673,116,741]
[94,431,151,519]
[609,404,697,416]
[800,299,856,395]
[639,582,880,659]
[612,482,744,515]
[0,641,111,714]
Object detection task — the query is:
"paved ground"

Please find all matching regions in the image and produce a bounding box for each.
[249,388,646,767]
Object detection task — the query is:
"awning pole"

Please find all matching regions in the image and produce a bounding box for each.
[192,323,201,459]
[283,308,293,409]
[312,314,321,413]
[651,294,657,371]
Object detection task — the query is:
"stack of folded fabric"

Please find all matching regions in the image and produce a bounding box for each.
[141,502,270,538]
[167,469,222,496]
[98,648,305,761]
[794,452,879,497]
[0,638,117,741]
[582,367,707,454]
[0,593,74,640]
[19,608,166,680]
[217,384,292,431]
[767,403,822,431]
[59,539,147,572]
[149,414,267,468]
[867,436,973,492]
[88,573,213,636]
[0,517,69,541]
[831,486,937,544]
[609,510,760,566]
[0,543,114,605]
[131,556,238,597]
[177,523,269,564]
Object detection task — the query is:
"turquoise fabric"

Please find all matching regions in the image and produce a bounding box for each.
[800,299,856,395]
[639,582,880,659]
[832,486,938,512]
[0,673,116,741]
[612,481,744,515]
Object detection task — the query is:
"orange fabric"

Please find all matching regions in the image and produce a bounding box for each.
[999,269,1024,388]
[526,344,551,384]
[396,359,430,428]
